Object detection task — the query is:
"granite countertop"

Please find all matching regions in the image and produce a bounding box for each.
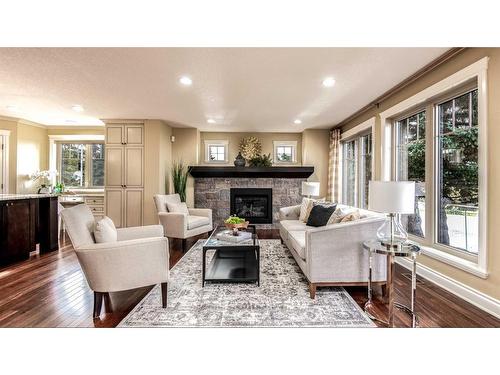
[0,194,58,201]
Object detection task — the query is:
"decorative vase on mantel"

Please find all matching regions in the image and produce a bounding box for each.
[234,152,246,167]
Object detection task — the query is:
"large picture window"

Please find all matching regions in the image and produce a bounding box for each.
[58,143,105,188]
[341,132,372,208]
[437,89,479,254]
[391,88,479,257]
[395,110,426,238]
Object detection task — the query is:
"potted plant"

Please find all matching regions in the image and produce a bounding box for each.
[171,161,190,202]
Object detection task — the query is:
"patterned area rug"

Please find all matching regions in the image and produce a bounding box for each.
[118,239,375,327]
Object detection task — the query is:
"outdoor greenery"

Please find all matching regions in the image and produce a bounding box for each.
[60,143,105,187]
[171,160,190,202]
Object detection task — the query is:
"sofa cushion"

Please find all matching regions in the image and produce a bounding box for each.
[306,203,337,227]
[187,215,210,230]
[340,210,361,223]
[280,220,308,232]
[299,197,325,222]
[94,216,118,243]
[167,201,189,215]
[327,206,357,225]
[288,230,306,260]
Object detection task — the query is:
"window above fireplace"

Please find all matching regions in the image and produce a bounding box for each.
[204,140,229,164]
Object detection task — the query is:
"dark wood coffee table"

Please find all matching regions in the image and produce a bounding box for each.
[202,225,260,287]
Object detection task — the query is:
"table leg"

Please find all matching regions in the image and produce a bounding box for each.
[367,249,373,303]
[387,253,395,328]
[202,248,206,287]
[411,252,417,328]
[256,247,260,286]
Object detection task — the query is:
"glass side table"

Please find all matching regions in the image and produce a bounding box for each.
[363,240,420,328]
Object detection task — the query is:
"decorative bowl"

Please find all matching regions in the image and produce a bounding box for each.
[224,221,249,231]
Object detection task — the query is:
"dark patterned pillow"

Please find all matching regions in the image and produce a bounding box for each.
[306,203,337,227]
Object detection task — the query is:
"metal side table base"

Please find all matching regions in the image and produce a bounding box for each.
[363,240,420,328]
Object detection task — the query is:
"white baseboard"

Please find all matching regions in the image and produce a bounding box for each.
[396,258,500,320]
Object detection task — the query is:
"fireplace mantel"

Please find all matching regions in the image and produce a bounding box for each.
[189,166,314,178]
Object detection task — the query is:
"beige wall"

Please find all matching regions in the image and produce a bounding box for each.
[341,48,500,300]
[16,123,49,193]
[47,126,105,136]
[301,129,330,198]
[172,128,200,207]
[143,120,172,225]
[200,132,303,165]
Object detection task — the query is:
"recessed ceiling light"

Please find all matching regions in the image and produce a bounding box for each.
[294,119,302,125]
[207,119,216,124]
[322,77,336,87]
[71,104,84,112]
[179,76,193,86]
[6,105,20,112]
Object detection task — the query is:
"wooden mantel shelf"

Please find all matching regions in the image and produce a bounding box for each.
[189,166,314,178]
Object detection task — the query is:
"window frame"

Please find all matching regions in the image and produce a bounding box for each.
[56,141,105,189]
[204,140,229,164]
[340,127,374,209]
[380,57,488,278]
[273,140,297,165]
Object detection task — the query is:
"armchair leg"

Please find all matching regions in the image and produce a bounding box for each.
[309,283,317,299]
[381,283,387,298]
[161,282,168,308]
[182,238,187,252]
[93,291,104,319]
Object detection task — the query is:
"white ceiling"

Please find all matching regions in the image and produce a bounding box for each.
[0,48,449,131]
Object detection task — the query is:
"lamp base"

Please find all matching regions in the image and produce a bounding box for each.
[376,213,408,245]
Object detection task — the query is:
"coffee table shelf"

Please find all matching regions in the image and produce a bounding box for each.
[202,225,260,286]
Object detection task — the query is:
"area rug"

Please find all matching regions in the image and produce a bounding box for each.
[118,239,375,327]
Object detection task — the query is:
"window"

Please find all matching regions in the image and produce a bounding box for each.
[391,88,479,256]
[341,132,372,208]
[395,110,426,238]
[437,90,479,254]
[58,143,105,188]
[273,141,297,164]
[204,140,228,163]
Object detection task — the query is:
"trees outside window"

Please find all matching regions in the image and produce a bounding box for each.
[59,143,105,188]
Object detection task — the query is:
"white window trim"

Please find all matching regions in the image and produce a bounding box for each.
[0,130,10,193]
[379,57,489,278]
[273,140,297,164]
[339,117,376,207]
[204,140,229,164]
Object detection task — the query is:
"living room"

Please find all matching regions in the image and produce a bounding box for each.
[1,1,499,374]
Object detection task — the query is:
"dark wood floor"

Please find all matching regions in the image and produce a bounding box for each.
[0,230,498,328]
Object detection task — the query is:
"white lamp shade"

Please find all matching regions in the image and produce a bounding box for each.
[301,181,320,197]
[368,181,415,214]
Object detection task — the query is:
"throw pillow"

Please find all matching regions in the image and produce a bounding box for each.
[327,206,356,225]
[299,197,325,222]
[340,210,361,223]
[94,216,118,243]
[166,202,189,215]
[306,203,338,227]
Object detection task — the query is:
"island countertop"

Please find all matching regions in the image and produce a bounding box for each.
[0,193,58,201]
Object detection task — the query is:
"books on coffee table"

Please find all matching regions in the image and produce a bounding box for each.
[216,230,252,243]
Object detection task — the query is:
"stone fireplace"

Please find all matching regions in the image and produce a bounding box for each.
[191,166,313,229]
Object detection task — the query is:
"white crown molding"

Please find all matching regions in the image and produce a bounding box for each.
[396,257,500,319]
[101,119,146,124]
[49,134,104,141]
[341,116,375,141]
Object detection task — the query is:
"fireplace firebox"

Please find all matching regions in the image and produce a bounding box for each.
[230,188,273,224]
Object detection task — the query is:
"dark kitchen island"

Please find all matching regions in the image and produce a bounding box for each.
[0,194,59,266]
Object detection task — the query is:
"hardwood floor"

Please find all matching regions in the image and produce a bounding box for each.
[0,230,498,328]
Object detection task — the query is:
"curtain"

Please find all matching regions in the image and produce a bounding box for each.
[327,129,341,202]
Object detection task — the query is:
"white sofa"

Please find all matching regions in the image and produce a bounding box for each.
[279,203,387,298]
[154,194,213,251]
[61,204,170,318]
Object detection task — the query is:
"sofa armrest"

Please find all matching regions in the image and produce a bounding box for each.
[279,204,301,221]
[158,212,188,238]
[76,237,169,292]
[117,225,164,241]
[305,218,387,283]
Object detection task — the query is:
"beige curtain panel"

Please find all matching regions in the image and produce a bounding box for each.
[327,129,341,202]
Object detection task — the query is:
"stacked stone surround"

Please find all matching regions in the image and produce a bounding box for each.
[194,177,306,229]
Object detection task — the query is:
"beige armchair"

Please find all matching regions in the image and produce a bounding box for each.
[60,204,169,319]
[154,194,213,251]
